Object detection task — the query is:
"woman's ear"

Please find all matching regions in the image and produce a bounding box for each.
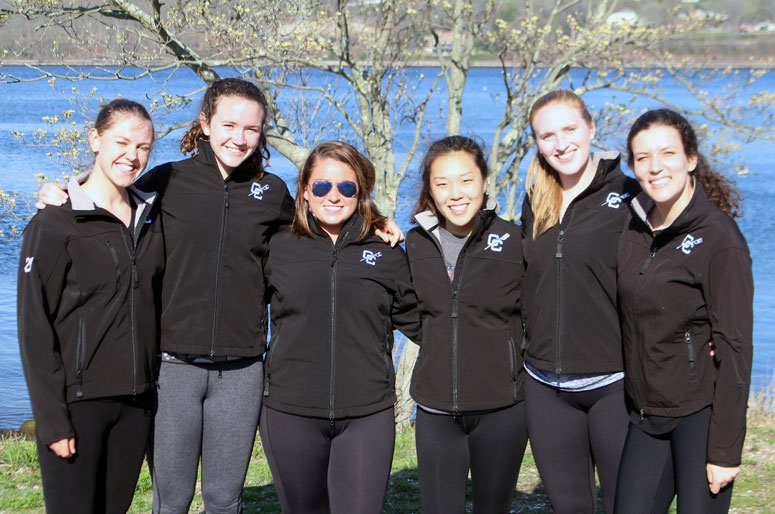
[688,154,698,172]
[199,112,211,136]
[88,127,100,153]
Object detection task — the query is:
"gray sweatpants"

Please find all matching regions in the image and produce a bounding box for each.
[151,358,263,514]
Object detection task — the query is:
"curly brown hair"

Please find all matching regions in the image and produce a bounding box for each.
[627,109,742,218]
[180,78,270,180]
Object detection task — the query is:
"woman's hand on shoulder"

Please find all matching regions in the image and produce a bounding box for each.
[48,437,76,459]
[35,182,69,210]
[706,462,739,494]
[375,219,404,247]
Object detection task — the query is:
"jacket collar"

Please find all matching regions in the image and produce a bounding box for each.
[195,138,258,181]
[582,151,622,197]
[308,212,365,246]
[413,196,498,240]
[68,172,158,231]
[631,178,708,236]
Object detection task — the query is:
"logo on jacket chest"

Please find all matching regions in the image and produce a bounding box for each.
[249,182,270,200]
[601,192,630,209]
[484,233,510,252]
[361,250,382,266]
[677,234,703,255]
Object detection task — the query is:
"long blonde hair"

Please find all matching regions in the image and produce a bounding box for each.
[525,90,594,239]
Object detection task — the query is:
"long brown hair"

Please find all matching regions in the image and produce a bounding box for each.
[626,109,742,218]
[180,78,270,180]
[292,141,386,241]
[525,90,594,239]
[413,135,489,220]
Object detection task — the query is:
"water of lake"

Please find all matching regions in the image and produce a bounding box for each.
[1,66,773,429]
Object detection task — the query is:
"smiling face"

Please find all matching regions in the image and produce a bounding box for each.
[429,151,487,236]
[531,102,596,189]
[631,124,697,223]
[303,157,359,241]
[89,113,154,190]
[200,95,264,177]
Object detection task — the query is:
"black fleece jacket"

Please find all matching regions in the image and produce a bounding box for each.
[135,140,294,358]
[17,176,164,445]
[618,185,753,467]
[262,215,421,420]
[406,200,524,412]
[521,152,640,375]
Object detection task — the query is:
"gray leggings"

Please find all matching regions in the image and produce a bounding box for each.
[150,358,263,514]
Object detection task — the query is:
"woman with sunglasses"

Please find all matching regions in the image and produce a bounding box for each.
[405,136,527,514]
[259,141,420,514]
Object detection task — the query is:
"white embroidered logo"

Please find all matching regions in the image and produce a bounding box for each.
[602,192,630,209]
[249,182,270,200]
[361,250,382,266]
[677,234,703,255]
[484,233,510,252]
[24,257,34,273]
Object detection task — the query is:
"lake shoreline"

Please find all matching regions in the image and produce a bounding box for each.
[3,60,775,70]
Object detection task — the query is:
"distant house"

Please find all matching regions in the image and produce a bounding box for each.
[424,28,454,56]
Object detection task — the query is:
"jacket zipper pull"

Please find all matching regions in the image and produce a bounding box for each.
[451,291,458,319]
[639,408,645,422]
[555,230,565,259]
[76,370,84,398]
[132,260,139,289]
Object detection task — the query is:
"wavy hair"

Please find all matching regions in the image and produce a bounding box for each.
[627,109,742,218]
[179,78,270,180]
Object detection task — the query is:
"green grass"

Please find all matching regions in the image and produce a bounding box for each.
[2,408,774,513]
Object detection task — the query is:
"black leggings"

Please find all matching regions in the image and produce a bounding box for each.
[525,376,629,514]
[259,406,395,514]
[416,402,528,514]
[614,406,733,514]
[36,395,153,514]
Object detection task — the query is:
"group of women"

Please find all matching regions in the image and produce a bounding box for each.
[18,78,752,514]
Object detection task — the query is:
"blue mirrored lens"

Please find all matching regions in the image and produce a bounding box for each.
[337,181,358,198]
[311,181,333,197]
[310,180,358,198]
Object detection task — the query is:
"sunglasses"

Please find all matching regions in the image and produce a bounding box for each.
[310,180,358,198]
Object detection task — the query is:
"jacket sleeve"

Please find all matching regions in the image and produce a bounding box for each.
[705,246,753,467]
[16,219,74,445]
[390,249,422,345]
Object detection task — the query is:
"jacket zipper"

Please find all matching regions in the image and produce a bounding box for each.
[210,182,230,358]
[328,229,349,423]
[106,240,121,289]
[508,336,518,401]
[632,240,659,420]
[554,228,565,380]
[685,329,697,381]
[119,226,139,396]
[76,316,85,398]
[423,224,473,414]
